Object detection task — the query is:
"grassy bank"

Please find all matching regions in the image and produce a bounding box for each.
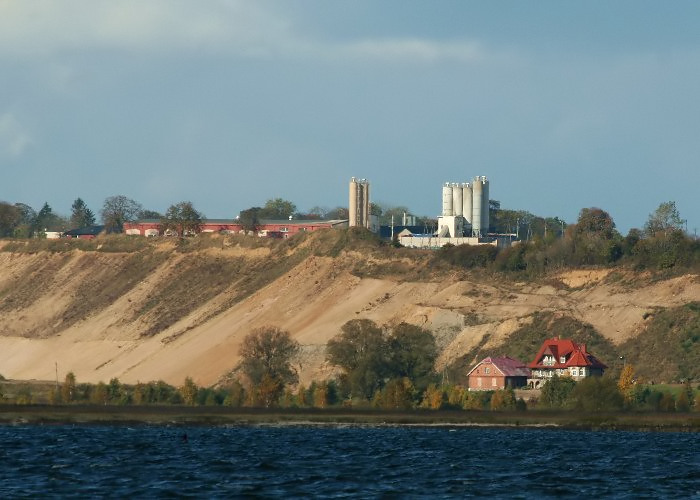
[1,405,699,432]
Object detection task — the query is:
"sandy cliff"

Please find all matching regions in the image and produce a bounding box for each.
[0,234,697,386]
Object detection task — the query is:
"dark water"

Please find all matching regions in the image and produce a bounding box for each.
[0,425,698,498]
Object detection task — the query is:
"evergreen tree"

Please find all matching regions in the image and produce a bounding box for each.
[70,198,96,228]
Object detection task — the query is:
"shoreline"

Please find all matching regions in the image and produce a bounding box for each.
[1,405,698,432]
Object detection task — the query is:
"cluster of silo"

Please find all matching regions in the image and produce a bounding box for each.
[441,176,489,236]
[349,178,370,228]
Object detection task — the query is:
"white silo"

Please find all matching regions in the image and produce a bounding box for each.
[349,178,370,228]
[349,178,358,227]
[452,183,463,217]
[362,180,370,229]
[481,176,489,234]
[462,183,472,225]
[442,183,454,216]
[472,177,482,236]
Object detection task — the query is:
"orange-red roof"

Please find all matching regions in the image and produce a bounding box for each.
[467,356,531,377]
[528,338,607,370]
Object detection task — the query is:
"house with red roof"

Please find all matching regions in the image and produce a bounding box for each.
[467,356,531,391]
[527,337,607,389]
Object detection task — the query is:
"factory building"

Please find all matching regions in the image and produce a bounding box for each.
[438,176,490,238]
[397,176,503,249]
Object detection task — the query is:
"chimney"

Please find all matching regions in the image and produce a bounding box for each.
[581,343,587,353]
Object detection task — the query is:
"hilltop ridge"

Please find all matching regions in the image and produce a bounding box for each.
[0,230,698,386]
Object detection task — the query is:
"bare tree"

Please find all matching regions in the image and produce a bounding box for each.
[101,195,143,233]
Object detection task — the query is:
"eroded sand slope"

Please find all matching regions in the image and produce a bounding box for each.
[0,243,697,386]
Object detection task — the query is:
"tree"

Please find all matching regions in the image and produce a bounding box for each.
[378,378,416,409]
[571,377,623,412]
[420,383,446,409]
[676,389,691,412]
[238,326,301,388]
[571,208,622,265]
[161,201,203,237]
[12,203,36,238]
[90,382,108,405]
[326,319,387,400]
[101,195,143,233]
[387,323,437,392]
[490,388,517,410]
[378,205,412,225]
[644,201,684,237]
[61,372,76,403]
[34,202,65,233]
[325,206,349,220]
[70,198,96,229]
[238,207,262,234]
[0,201,21,237]
[540,374,576,408]
[575,207,616,238]
[259,198,297,220]
[223,380,246,407]
[180,376,198,406]
[617,364,636,403]
[139,209,162,220]
[307,206,329,219]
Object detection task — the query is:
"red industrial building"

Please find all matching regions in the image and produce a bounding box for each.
[122,218,348,238]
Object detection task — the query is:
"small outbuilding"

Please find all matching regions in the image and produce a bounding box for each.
[467,356,531,391]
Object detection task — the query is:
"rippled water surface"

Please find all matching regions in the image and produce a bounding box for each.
[0,425,698,498]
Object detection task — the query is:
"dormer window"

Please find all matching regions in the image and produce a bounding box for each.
[560,356,566,364]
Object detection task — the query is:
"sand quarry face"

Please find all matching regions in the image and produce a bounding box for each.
[0,242,698,387]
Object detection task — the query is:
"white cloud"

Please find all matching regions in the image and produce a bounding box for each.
[337,38,485,63]
[0,1,492,64]
[0,113,32,158]
[0,0,292,57]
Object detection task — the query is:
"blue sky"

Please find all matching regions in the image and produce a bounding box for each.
[1,1,699,234]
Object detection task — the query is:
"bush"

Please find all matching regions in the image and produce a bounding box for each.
[571,377,623,412]
[540,375,577,408]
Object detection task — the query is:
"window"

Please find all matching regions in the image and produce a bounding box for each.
[492,378,497,387]
[572,369,578,376]
[560,356,566,364]
[280,227,289,232]
[485,367,490,374]
[477,377,482,387]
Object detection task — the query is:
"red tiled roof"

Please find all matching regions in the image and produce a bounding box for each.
[528,338,607,369]
[467,356,531,378]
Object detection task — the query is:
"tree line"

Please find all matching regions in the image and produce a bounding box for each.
[435,201,700,273]
[0,195,354,238]
[2,325,698,412]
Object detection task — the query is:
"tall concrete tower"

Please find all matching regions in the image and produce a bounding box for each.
[349,178,370,228]
[471,176,489,237]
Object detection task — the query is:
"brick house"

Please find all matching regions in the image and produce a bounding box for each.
[527,337,607,389]
[467,356,531,391]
